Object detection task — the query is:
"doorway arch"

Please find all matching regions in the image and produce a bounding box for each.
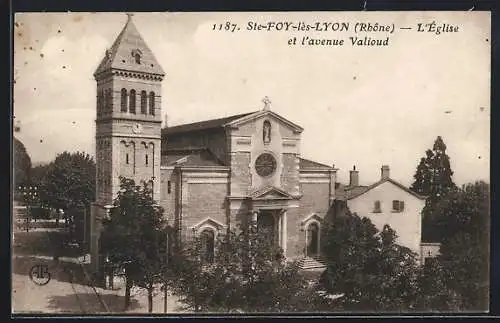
[306,221,320,257]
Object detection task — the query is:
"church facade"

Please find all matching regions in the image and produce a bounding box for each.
[90,16,337,272]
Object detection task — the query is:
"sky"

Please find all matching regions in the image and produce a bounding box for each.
[13,11,490,186]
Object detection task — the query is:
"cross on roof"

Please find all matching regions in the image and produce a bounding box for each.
[262,96,271,111]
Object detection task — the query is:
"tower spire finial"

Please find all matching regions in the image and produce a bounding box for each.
[126,12,134,22]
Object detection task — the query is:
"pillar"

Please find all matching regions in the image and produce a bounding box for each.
[251,211,258,224]
[281,210,287,257]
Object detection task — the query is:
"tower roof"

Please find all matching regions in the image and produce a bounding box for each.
[94,14,165,78]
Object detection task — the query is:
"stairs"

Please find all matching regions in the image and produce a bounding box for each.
[296,256,328,271]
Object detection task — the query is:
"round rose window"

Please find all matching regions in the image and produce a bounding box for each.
[255,153,277,177]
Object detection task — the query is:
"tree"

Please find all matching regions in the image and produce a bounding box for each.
[320,212,421,312]
[429,181,490,311]
[410,136,457,242]
[14,137,32,190]
[414,257,463,312]
[101,177,168,312]
[168,222,316,313]
[43,151,96,227]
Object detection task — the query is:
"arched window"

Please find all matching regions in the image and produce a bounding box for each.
[129,90,136,114]
[135,53,141,64]
[140,90,147,114]
[97,90,104,116]
[105,89,112,112]
[121,88,128,112]
[306,222,320,256]
[149,91,155,115]
[200,228,215,263]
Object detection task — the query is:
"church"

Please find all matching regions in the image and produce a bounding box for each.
[90,15,427,273]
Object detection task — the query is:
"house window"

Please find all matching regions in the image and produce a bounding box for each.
[373,200,382,213]
[392,200,405,212]
[167,181,171,194]
[121,88,128,112]
[129,89,136,114]
[200,228,215,263]
[149,92,155,115]
[140,90,147,114]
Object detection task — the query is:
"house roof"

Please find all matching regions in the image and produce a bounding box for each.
[162,112,256,136]
[161,148,226,167]
[299,158,333,170]
[335,183,369,200]
[343,177,426,200]
[94,15,165,78]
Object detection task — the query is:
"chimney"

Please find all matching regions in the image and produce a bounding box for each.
[381,165,390,180]
[349,165,359,187]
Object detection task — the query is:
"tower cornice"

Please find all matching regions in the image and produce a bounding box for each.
[94,68,165,82]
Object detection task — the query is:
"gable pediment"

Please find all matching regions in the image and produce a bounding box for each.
[191,217,227,232]
[225,110,303,134]
[249,185,295,200]
[301,213,323,226]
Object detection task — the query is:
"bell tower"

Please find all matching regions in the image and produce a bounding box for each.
[93,13,165,204]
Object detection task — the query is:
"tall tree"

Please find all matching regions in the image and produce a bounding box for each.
[410,136,457,242]
[431,181,490,311]
[13,137,32,190]
[320,212,421,312]
[410,136,456,199]
[43,151,96,226]
[101,177,168,312]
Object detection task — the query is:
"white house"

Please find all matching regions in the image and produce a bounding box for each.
[337,165,427,258]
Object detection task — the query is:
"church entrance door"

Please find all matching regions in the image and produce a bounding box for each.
[257,210,279,247]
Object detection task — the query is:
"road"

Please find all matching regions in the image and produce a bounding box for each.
[12,256,107,314]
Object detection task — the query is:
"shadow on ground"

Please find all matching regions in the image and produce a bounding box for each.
[46,293,141,314]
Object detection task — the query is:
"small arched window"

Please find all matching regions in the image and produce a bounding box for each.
[121,88,128,112]
[140,91,147,114]
[135,53,141,64]
[200,228,215,263]
[149,91,155,115]
[129,90,136,114]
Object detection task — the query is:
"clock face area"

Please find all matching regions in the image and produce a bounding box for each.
[132,123,143,134]
[255,153,277,177]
